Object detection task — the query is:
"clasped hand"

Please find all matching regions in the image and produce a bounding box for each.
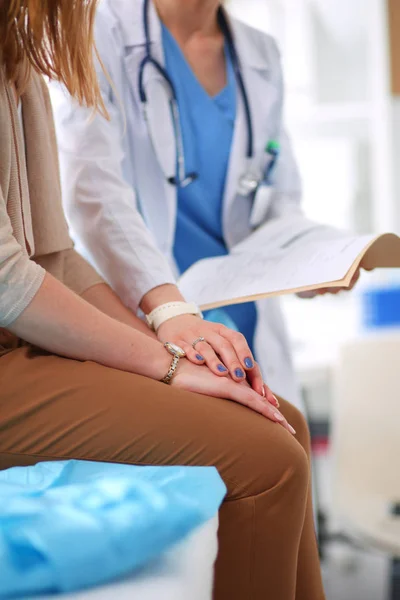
[157,314,296,435]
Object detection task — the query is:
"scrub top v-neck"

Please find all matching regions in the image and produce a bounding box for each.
[162,24,257,353]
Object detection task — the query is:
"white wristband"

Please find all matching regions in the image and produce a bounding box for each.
[146,301,203,331]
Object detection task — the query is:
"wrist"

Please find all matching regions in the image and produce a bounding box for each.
[159,342,187,384]
[146,301,203,332]
[154,346,176,381]
[140,284,185,315]
[169,358,190,386]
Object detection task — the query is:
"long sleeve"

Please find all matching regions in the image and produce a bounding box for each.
[21,74,105,299]
[0,189,45,327]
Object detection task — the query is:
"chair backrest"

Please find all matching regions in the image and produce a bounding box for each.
[331,333,400,518]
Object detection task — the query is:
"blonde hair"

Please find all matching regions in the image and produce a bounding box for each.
[0,0,107,115]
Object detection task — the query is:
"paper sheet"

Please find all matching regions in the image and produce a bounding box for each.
[178,216,400,310]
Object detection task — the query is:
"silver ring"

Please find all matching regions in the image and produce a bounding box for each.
[192,336,206,349]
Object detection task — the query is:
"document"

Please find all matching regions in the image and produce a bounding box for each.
[178,216,400,310]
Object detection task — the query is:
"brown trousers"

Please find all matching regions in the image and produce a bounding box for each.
[0,347,325,600]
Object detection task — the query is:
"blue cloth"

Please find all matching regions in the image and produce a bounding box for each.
[362,285,400,329]
[162,26,257,353]
[0,460,226,597]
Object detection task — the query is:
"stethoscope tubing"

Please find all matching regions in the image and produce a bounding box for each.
[138,0,255,186]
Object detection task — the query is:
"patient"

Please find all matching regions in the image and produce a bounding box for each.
[0,1,325,599]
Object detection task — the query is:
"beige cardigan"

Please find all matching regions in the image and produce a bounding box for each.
[0,67,103,352]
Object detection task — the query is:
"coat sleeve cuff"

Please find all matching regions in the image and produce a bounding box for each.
[119,268,178,314]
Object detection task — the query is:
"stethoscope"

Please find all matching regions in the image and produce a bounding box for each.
[138,0,266,194]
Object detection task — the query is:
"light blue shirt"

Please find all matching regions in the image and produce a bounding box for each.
[162,25,257,353]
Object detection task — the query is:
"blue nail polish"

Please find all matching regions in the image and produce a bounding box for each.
[244,357,254,369]
[235,368,245,378]
[217,364,228,373]
[196,354,204,361]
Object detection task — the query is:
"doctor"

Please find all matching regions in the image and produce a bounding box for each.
[51,0,325,410]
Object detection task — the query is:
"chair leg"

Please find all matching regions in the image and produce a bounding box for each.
[317,509,329,560]
[389,558,400,600]
[389,504,400,600]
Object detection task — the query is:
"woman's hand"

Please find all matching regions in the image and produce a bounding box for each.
[171,359,296,435]
[157,314,264,395]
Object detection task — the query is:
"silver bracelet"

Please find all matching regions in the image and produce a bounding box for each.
[160,342,187,385]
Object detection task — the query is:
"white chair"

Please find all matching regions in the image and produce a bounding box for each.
[331,333,400,598]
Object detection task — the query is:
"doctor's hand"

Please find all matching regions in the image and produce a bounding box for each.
[157,314,265,396]
[171,360,296,435]
[297,268,361,299]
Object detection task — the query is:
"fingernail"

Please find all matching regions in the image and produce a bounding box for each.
[217,364,228,373]
[196,354,204,361]
[273,394,280,408]
[244,357,254,369]
[261,386,266,398]
[234,368,245,378]
[274,412,285,422]
[288,424,296,435]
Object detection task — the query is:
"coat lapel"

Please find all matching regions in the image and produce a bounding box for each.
[109,0,178,250]
[222,19,280,247]
[105,1,282,251]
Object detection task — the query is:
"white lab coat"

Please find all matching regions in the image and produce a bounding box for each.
[50,0,305,410]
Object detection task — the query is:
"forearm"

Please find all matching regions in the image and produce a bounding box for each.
[82,283,156,338]
[139,283,185,314]
[9,273,171,379]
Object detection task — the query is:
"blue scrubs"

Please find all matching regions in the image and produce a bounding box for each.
[162,25,257,353]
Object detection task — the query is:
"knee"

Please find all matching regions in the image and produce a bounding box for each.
[278,399,311,455]
[228,417,310,501]
[269,428,309,497]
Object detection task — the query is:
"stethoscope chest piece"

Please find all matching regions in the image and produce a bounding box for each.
[238,171,261,197]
